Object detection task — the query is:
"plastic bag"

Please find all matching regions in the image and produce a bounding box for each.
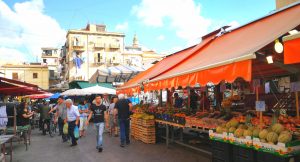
[74,126,79,139]
[63,123,68,134]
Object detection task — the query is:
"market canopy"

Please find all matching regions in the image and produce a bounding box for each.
[24,93,53,99]
[69,81,115,89]
[145,3,300,91]
[0,77,46,96]
[82,85,116,95]
[61,88,91,96]
[89,64,146,83]
[49,92,61,99]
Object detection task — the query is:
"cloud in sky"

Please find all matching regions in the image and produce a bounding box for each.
[157,35,165,41]
[132,0,212,43]
[0,0,65,62]
[115,21,129,31]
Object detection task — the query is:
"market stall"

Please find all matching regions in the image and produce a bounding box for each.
[118,2,300,161]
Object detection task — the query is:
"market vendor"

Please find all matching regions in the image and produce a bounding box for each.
[174,93,184,108]
[190,89,199,113]
[18,102,34,126]
[199,92,210,111]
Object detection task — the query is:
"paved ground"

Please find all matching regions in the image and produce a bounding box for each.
[10,125,211,162]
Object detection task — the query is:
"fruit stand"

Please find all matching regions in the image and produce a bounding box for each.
[118,3,300,162]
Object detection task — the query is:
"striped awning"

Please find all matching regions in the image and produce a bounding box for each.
[89,65,146,83]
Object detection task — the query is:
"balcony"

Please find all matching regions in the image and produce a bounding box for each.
[72,41,85,51]
[94,43,105,49]
[109,43,120,49]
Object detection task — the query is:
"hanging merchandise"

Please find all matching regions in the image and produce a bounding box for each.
[278,76,290,93]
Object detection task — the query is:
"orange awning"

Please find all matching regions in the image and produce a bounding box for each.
[118,34,216,93]
[283,32,300,64]
[147,3,300,91]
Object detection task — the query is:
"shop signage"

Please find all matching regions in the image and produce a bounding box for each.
[256,101,266,111]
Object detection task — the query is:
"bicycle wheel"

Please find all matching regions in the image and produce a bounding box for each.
[43,122,47,135]
[49,122,55,137]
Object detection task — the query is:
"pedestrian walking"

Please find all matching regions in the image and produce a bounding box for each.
[108,96,118,137]
[78,98,89,137]
[115,94,132,147]
[49,96,68,142]
[102,93,110,132]
[64,99,80,147]
[86,95,106,152]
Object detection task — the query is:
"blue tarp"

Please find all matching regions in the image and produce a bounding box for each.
[49,93,60,99]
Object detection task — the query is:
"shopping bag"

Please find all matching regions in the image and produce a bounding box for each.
[63,123,68,134]
[74,126,79,139]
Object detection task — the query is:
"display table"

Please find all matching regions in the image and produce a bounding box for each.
[155,119,212,155]
[155,119,184,147]
[0,135,14,162]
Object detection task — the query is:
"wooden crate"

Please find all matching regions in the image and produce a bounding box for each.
[139,126,155,133]
[142,119,155,127]
[140,138,156,144]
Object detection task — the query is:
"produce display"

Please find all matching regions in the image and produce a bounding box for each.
[210,114,300,156]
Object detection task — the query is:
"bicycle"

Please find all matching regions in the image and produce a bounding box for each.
[42,112,57,137]
[49,112,57,137]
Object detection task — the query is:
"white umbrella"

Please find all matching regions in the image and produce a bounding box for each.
[61,88,91,96]
[83,85,116,95]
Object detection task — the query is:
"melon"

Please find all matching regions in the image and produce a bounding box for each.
[272,123,284,134]
[243,130,253,137]
[230,119,239,128]
[278,133,292,143]
[280,130,291,135]
[226,122,232,129]
[253,128,260,138]
[248,126,254,131]
[229,127,236,133]
[260,139,267,143]
[216,126,223,134]
[259,129,269,139]
[266,132,278,144]
[234,128,244,138]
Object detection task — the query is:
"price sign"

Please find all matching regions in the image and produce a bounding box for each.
[256,101,266,111]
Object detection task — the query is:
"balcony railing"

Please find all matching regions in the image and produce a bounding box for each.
[72,41,85,51]
[110,43,120,49]
[94,43,105,49]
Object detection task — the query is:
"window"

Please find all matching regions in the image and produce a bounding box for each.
[33,73,38,79]
[97,53,101,62]
[12,73,18,80]
[49,70,54,78]
[43,50,52,56]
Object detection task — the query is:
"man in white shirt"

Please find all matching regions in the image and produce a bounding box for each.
[64,99,80,146]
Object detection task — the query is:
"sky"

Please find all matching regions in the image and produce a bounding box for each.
[0,0,276,62]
